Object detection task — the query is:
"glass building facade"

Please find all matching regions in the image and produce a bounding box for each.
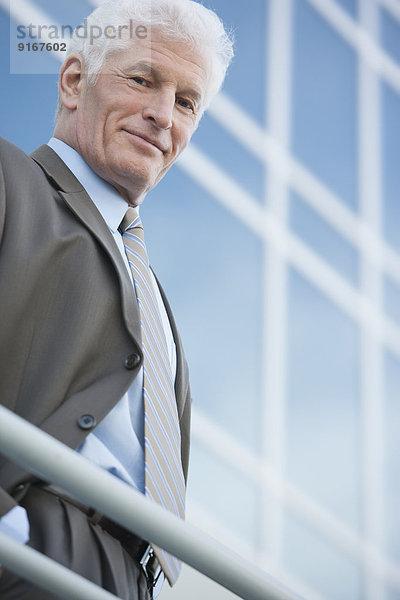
[1,0,399,598]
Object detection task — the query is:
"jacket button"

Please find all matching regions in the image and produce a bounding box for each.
[12,483,25,496]
[124,353,141,370]
[78,414,97,430]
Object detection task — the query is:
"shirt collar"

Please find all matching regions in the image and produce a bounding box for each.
[47,137,131,233]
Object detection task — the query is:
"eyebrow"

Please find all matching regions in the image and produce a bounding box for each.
[125,61,153,76]
[125,60,204,106]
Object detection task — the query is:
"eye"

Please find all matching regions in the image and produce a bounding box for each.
[176,97,195,112]
[131,76,148,86]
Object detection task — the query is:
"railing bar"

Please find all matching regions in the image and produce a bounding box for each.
[0,406,302,600]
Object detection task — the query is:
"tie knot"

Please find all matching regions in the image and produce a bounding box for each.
[119,207,142,234]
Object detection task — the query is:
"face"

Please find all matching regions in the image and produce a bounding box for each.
[61,31,210,204]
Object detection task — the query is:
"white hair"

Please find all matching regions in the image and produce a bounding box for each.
[55,0,234,121]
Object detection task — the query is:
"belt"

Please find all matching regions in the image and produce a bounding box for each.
[39,485,163,590]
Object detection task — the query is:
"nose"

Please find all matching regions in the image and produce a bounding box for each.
[142,91,174,130]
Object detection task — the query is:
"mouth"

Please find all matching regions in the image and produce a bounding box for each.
[122,129,166,153]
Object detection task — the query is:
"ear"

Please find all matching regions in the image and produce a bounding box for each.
[58,54,85,111]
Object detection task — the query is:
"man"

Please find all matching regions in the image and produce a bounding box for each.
[0,0,233,598]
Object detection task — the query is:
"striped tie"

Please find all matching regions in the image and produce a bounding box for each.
[120,208,185,584]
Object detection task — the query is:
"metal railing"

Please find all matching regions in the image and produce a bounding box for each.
[0,406,302,600]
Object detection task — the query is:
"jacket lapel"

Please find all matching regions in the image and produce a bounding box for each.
[30,144,141,343]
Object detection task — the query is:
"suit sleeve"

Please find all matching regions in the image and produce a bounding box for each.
[0,143,20,517]
[180,382,191,484]
[0,145,6,246]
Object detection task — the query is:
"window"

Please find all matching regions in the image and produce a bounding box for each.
[189,439,261,547]
[379,7,400,67]
[383,351,400,563]
[289,192,360,286]
[193,113,266,202]
[333,0,358,20]
[286,268,361,530]
[383,276,400,328]
[283,511,363,600]
[291,0,358,210]
[203,0,268,127]
[381,82,400,255]
[143,170,264,452]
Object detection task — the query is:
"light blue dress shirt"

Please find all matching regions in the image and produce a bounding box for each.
[0,138,177,567]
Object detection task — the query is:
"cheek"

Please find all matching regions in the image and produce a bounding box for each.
[88,113,121,154]
[77,108,102,143]
[173,122,194,153]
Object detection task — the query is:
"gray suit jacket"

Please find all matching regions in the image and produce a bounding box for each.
[0,137,191,517]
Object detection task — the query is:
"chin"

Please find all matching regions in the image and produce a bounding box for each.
[110,157,154,183]
[120,169,159,195]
